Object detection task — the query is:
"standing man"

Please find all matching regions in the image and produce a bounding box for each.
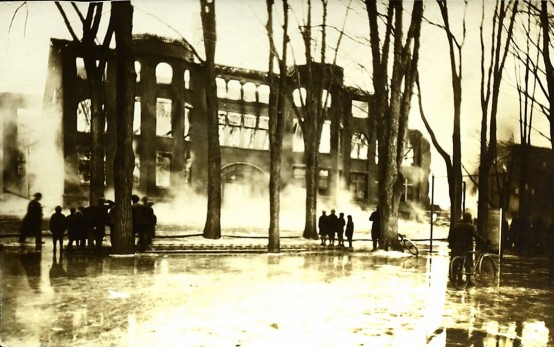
[19,192,44,251]
[318,210,328,246]
[337,212,346,247]
[345,215,354,250]
[448,212,484,274]
[327,209,339,247]
[131,195,148,252]
[49,206,67,254]
[90,198,114,252]
[142,196,157,249]
[370,206,380,251]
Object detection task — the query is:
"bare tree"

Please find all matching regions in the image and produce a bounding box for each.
[200,0,222,239]
[510,0,541,224]
[365,1,424,250]
[540,0,554,223]
[476,0,518,239]
[288,0,349,239]
[111,0,136,254]
[266,0,290,252]
[55,3,112,206]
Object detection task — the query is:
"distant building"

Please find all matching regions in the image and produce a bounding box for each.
[493,143,554,224]
[12,35,431,211]
[0,93,42,199]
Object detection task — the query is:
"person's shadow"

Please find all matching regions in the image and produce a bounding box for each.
[49,253,67,290]
[19,251,42,292]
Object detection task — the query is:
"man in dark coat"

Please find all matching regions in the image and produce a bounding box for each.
[66,207,86,250]
[89,198,114,251]
[49,206,66,253]
[327,209,339,247]
[318,210,328,246]
[337,212,346,247]
[132,195,149,252]
[345,215,354,250]
[448,212,484,272]
[19,192,44,250]
[370,206,380,251]
[141,196,157,248]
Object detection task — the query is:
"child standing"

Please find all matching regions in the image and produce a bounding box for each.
[49,206,67,254]
[345,215,354,250]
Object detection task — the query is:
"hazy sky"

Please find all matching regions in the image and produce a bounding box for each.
[0,0,550,209]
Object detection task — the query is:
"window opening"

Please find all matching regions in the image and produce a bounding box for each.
[156,98,172,137]
[227,80,241,100]
[156,62,173,84]
[156,152,171,188]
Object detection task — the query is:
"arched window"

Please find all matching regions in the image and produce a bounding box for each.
[293,88,306,107]
[216,78,227,98]
[258,84,270,104]
[351,132,369,159]
[156,62,173,84]
[135,61,141,82]
[292,119,304,152]
[243,82,257,102]
[227,80,241,100]
[184,69,190,89]
[319,120,331,153]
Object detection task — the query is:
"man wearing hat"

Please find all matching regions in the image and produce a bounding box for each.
[19,193,44,250]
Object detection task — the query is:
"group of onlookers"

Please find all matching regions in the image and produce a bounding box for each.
[318,206,382,251]
[18,192,157,253]
[318,209,355,249]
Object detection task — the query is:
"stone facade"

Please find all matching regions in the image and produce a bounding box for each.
[37,35,431,210]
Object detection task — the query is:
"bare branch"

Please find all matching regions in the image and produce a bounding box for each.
[55,2,80,42]
[8,2,28,37]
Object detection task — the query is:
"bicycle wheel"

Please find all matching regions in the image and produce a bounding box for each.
[477,254,496,285]
[403,238,419,256]
[449,256,469,290]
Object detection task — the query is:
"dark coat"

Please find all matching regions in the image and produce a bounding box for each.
[448,221,477,257]
[338,216,345,235]
[318,214,328,236]
[21,200,43,236]
[327,213,339,236]
[67,211,85,239]
[49,212,67,236]
[370,210,380,239]
[345,220,354,238]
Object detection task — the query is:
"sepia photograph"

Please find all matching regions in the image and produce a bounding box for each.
[0,0,553,346]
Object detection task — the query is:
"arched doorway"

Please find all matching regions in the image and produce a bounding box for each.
[221,163,268,204]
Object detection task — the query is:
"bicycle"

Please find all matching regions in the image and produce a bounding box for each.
[398,233,419,256]
[449,250,497,290]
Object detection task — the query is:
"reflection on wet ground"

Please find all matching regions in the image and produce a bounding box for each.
[1,242,553,346]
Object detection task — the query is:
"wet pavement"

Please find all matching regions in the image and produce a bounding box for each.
[1,236,554,347]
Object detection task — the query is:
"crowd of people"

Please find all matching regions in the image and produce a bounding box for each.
[18,193,157,254]
[318,209,356,249]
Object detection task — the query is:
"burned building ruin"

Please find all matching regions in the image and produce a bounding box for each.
[6,35,431,211]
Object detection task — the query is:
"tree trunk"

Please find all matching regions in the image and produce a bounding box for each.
[477,0,518,239]
[266,0,289,253]
[111,1,135,254]
[88,77,106,205]
[302,144,319,239]
[540,1,554,227]
[367,1,423,251]
[200,0,222,239]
